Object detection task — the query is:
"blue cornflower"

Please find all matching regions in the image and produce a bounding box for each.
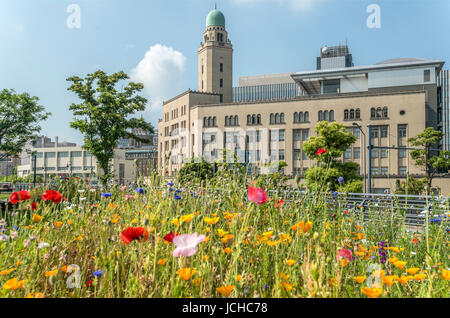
[175,189,182,193]
[338,176,344,183]
[93,270,105,277]
[13,225,19,231]
[101,193,112,198]
[168,182,174,186]
[169,188,174,192]
[135,187,144,194]
[174,195,182,200]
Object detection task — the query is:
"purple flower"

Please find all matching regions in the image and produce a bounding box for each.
[93,270,104,277]
[378,241,387,264]
[338,176,344,183]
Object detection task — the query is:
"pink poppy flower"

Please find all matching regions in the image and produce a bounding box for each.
[316,148,327,155]
[248,186,268,205]
[172,233,206,257]
[336,249,352,262]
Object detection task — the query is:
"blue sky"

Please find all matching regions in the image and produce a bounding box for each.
[0,0,449,145]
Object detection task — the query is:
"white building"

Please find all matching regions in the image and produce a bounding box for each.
[17,146,136,184]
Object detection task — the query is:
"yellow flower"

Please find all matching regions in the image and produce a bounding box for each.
[45,269,58,277]
[3,278,27,290]
[158,258,167,265]
[170,218,180,227]
[405,268,420,275]
[111,216,121,224]
[284,259,296,267]
[25,292,44,298]
[204,217,220,225]
[389,247,404,253]
[413,273,426,281]
[221,234,234,243]
[387,256,399,263]
[180,214,194,223]
[393,261,406,270]
[353,276,367,284]
[442,269,450,280]
[54,221,63,228]
[356,233,364,240]
[216,285,235,296]
[361,287,383,298]
[236,275,242,282]
[177,268,196,281]
[0,268,16,276]
[74,235,83,241]
[280,281,294,292]
[382,275,396,286]
[202,255,210,261]
[395,275,413,284]
[67,220,73,225]
[290,221,312,234]
[262,231,273,238]
[339,258,348,267]
[217,229,228,237]
[33,214,43,223]
[224,247,231,254]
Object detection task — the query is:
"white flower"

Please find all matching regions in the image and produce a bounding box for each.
[38,242,50,249]
[79,197,86,201]
[78,190,85,193]
[0,234,9,241]
[172,233,206,257]
[0,219,7,227]
[10,231,18,239]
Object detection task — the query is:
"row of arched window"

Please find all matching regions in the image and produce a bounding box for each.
[225,115,239,126]
[371,107,388,119]
[293,112,309,123]
[270,113,285,124]
[247,114,262,125]
[318,110,334,122]
[344,109,361,120]
[203,116,217,127]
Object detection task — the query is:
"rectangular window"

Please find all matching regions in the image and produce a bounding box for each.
[370,128,378,138]
[220,79,223,88]
[353,128,360,139]
[294,149,301,161]
[398,125,407,138]
[380,126,388,138]
[279,149,285,161]
[344,148,352,159]
[322,79,340,94]
[58,152,69,158]
[381,167,388,176]
[353,147,360,159]
[45,152,56,158]
[381,149,388,158]
[270,130,277,141]
[399,166,407,176]
[302,151,308,160]
[371,149,378,158]
[220,94,223,103]
[279,130,285,142]
[256,130,261,142]
[371,167,379,176]
[293,130,301,142]
[220,63,223,72]
[424,69,430,82]
[302,130,309,141]
[399,148,407,158]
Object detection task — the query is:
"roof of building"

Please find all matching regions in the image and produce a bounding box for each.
[292,58,445,80]
[206,9,225,27]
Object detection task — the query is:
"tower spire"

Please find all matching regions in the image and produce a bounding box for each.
[215,2,217,10]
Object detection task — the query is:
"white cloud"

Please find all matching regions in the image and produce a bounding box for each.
[130,44,187,115]
[232,0,318,11]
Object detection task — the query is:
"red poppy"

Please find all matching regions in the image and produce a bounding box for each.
[9,190,31,204]
[31,202,37,210]
[120,227,149,245]
[41,190,64,204]
[86,280,93,287]
[163,232,179,243]
[412,238,419,244]
[344,210,349,214]
[274,199,284,208]
[248,186,268,205]
[316,148,327,155]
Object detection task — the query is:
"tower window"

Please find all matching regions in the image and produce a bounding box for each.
[220,94,223,103]
[220,63,223,72]
[220,79,223,88]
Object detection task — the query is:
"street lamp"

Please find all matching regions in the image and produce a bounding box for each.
[352,123,367,194]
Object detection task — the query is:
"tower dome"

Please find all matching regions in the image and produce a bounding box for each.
[206,9,225,27]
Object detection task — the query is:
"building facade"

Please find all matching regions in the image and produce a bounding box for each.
[17,146,135,184]
[438,70,449,150]
[158,8,448,193]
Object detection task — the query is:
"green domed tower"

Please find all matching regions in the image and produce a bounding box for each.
[198,7,233,103]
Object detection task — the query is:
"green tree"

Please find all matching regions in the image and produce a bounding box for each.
[0,89,50,160]
[178,158,214,185]
[408,127,450,190]
[302,121,362,192]
[67,70,153,184]
[394,177,428,195]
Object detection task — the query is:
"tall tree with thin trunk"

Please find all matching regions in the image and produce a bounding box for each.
[67,70,153,184]
[408,127,450,191]
[0,89,50,160]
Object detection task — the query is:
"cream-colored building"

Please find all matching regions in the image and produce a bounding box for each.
[158,8,448,194]
[17,146,135,184]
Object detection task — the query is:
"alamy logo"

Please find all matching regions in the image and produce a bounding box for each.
[366,4,381,29]
[67,4,81,29]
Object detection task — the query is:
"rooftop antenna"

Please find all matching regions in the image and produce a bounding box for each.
[215,2,217,10]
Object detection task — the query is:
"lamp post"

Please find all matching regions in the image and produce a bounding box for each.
[352,123,367,193]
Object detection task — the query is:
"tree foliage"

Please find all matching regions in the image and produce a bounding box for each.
[0,89,50,160]
[178,158,214,185]
[303,122,362,193]
[408,127,450,190]
[67,70,153,184]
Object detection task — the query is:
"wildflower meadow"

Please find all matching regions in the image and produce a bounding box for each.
[0,175,448,299]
